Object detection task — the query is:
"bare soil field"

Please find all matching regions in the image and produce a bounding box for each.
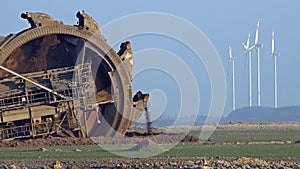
[1,122,300,168]
[160,122,300,131]
[0,133,198,147]
[0,157,299,168]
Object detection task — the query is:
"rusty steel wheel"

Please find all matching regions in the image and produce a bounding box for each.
[0,11,136,137]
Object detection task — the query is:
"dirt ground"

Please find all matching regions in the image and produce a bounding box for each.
[0,133,199,147]
[1,122,300,168]
[160,122,300,131]
[2,122,299,147]
[0,157,299,169]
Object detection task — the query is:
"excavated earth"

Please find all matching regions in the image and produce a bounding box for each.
[0,157,300,168]
[0,132,199,147]
[1,122,300,168]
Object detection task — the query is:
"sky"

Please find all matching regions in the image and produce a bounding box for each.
[1,1,300,119]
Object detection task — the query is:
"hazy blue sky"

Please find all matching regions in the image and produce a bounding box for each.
[1,1,300,118]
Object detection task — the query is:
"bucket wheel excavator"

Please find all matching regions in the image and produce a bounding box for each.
[0,11,148,140]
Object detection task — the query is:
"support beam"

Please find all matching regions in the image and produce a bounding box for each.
[0,65,66,99]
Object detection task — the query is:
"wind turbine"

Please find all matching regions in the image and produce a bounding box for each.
[243,33,254,107]
[229,46,236,111]
[271,29,280,108]
[253,18,263,106]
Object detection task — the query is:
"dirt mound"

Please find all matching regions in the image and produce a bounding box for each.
[92,133,199,145]
[0,132,199,147]
[0,136,96,147]
[125,131,199,143]
[125,131,160,137]
[128,139,164,152]
[182,135,199,142]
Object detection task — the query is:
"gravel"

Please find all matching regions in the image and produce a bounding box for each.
[0,157,299,168]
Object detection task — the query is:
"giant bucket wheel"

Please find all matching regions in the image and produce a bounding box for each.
[0,11,142,138]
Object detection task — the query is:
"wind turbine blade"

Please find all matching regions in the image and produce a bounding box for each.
[272,29,275,54]
[248,45,255,51]
[254,18,260,45]
[243,43,247,51]
[247,33,251,49]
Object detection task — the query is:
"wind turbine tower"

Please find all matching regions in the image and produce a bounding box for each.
[271,29,280,108]
[229,46,236,111]
[243,33,254,107]
[254,18,263,106]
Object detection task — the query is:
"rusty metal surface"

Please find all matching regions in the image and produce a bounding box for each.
[0,11,147,140]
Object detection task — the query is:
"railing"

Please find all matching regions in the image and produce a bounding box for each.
[0,124,31,140]
[0,63,98,140]
[0,64,96,111]
[0,89,74,111]
[0,121,56,140]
